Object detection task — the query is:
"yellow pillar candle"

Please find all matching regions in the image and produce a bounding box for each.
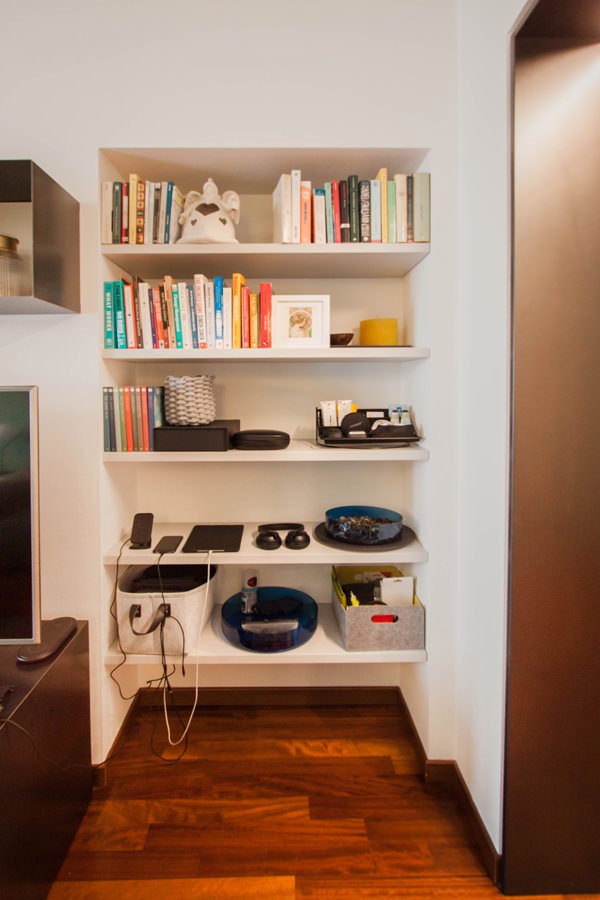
[359,318,399,346]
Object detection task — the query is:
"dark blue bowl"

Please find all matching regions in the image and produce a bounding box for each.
[325,505,403,545]
[221,586,318,653]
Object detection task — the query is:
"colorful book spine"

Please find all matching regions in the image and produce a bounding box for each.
[193,274,208,349]
[339,179,350,243]
[137,281,154,349]
[370,178,382,243]
[147,386,156,450]
[407,175,414,242]
[140,386,150,451]
[122,386,135,451]
[241,284,251,349]
[331,180,341,243]
[387,180,397,243]
[290,169,301,243]
[103,387,114,451]
[162,181,174,243]
[348,175,360,242]
[112,182,122,243]
[300,180,312,244]
[180,282,196,348]
[152,287,165,349]
[213,275,224,348]
[112,280,127,349]
[135,176,145,244]
[144,181,154,245]
[222,285,232,349]
[123,282,138,349]
[103,282,115,348]
[101,182,113,244]
[204,279,216,348]
[412,172,430,242]
[249,291,259,348]
[116,387,126,450]
[259,282,272,348]
[375,168,388,243]
[120,182,129,244]
[158,283,171,348]
[128,174,139,245]
[394,174,408,242]
[324,183,335,243]
[272,172,292,243]
[359,180,371,243]
[171,281,184,348]
[312,188,326,244]
[231,272,246,349]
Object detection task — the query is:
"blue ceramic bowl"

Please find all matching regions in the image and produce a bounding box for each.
[221,586,318,653]
[325,505,403,545]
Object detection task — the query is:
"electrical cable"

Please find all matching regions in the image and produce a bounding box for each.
[161,549,214,748]
[108,535,138,701]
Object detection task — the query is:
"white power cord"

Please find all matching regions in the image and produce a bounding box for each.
[162,549,213,746]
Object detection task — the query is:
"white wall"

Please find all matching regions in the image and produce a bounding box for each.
[1,0,527,855]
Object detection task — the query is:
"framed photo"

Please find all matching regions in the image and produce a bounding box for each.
[271,294,331,350]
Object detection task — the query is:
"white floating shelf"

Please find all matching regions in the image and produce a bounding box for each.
[102,241,430,280]
[102,346,430,362]
[103,440,429,464]
[103,521,428,567]
[104,603,427,667]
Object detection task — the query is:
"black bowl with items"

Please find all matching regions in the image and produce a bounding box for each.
[324,505,403,545]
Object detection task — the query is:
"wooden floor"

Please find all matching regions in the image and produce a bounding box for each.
[50,695,597,900]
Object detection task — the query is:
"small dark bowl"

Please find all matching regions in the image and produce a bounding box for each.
[330,332,354,346]
[325,505,403,545]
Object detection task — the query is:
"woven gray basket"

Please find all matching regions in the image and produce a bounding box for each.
[163,374,216,426]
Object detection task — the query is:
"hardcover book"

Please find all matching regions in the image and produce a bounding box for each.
[375,167,388,243]
[370,178,382,243]
[359,180,371,242]
[339,179,350,243]
[348,175,360,242]
[259,281,272,348]
[300,180,312,244]
[412,172,430,242]
[272,173,292,243]
[214,275,225,348]
[103,282,115,348]
[291,169,301,243]
[312,188,326,244]
[394,173,408,242]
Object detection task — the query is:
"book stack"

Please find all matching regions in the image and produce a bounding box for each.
[103,275,273,351]
[272,168,430,245]
[103,385,165,452]
[100,174,185,245]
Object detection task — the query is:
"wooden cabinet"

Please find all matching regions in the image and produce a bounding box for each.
[0,160,79,314]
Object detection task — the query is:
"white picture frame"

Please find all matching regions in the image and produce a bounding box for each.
[271,294,331,350]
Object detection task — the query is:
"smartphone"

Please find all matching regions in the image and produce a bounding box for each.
[153,535,183,554]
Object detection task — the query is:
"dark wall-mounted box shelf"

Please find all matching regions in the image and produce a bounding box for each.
[0,160,80,314]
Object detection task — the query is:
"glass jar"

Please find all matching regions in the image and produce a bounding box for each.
[0,234,28,296]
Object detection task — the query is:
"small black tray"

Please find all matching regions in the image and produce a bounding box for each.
[315,407,420,448]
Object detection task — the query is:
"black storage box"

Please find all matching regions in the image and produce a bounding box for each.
[154,419,240,452]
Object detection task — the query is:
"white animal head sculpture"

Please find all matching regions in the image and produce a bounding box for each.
[178,178,240,244]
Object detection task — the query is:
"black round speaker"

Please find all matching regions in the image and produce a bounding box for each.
[232,430,290,450]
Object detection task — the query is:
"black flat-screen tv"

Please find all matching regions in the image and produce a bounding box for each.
[0,386,41,645]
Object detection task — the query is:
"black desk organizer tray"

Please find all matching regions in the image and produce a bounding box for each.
[315,407,421,447]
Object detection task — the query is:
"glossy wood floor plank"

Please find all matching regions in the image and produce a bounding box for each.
[49,875,295,899]
[50,701,600,899]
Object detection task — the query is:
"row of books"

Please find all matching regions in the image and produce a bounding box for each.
[103,385,164,452]
[103,275,272,350]
[101,175,184,245]
[273,168,430,245]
